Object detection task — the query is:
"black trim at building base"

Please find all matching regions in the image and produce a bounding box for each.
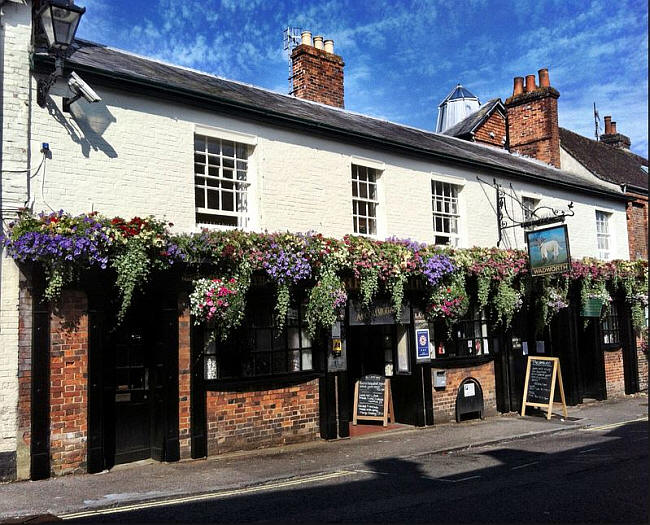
[0,451,17,482]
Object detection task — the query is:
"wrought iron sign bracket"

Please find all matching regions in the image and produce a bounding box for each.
[477,177,575,247]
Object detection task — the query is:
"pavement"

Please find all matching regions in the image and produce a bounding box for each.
[0,393,647,522]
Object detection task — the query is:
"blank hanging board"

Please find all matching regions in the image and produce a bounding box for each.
[521,356,568,420]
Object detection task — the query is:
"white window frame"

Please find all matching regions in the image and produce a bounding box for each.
[193,126,257,230]
[351,163,381,237]
[521,196,540,230]
[595,210,611,260]
[431,178,462,247]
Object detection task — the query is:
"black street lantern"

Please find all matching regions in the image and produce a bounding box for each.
[35,0,86,107]
[37,0,86,52]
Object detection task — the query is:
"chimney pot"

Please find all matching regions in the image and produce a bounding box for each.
[604,116,612,134]
[538,68,550,88]
[611,122,617,134]
[300,31,312,46]
[513,77,524,96]
[525,74,537,92]
[324,39,334,54]
[313,35,324,49]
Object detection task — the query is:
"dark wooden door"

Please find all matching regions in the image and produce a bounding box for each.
[113,326,152,465]
[579,318,605,400]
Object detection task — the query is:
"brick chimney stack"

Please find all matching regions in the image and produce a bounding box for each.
[599,115,631,150]
[290,30,344,108]
[505,68,561,168]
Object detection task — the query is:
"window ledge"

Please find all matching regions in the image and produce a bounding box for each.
[203,371,324,391]
[428,355,494,369]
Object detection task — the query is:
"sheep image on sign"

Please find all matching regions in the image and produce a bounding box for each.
[525,225,571,276]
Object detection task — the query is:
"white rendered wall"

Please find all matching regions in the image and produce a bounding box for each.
[0,0,31,467]
[26,83,629,260]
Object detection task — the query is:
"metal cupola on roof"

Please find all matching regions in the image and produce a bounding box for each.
[435,83,480,133]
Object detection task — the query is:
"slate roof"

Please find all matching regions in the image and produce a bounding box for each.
[36,39,625,200]
[559,128,648,192]
[442,99,503,139]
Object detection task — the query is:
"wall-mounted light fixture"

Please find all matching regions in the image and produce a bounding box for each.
[36,0,86,107]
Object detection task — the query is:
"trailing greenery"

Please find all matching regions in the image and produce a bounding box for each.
[2,211,647,343]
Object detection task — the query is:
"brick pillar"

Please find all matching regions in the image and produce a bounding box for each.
[49,291,88,476]
[636,341,648,392]
[505,70,561,168]
[603,349,625,398]
[16,268,33,480]
[178,293,191,459]
[291,43,344,108]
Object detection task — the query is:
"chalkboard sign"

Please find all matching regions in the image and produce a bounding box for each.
[353,375,394,426]
[526,359,554,404]
[521,357,568,420]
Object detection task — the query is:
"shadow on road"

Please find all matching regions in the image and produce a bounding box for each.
[58,421,650,523]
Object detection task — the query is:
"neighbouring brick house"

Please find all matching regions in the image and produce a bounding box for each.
[0,1,644,482]
[444,69,648,397]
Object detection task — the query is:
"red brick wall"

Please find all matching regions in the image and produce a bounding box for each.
[626,192,648,260]
[206,379,320,455]
[178,293,191,459]
[291,44,344,108]
[474,111,507,148]
[603,349,625,398]
[49,290,88,476]
[16,269,33,479]
[431,362,497,423]
[637,342,648,392]
[505,88,561,168]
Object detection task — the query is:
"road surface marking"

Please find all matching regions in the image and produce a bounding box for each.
[581,417,647,432]
[435,475,482,483]
[578,448,599,454]
[59,470,357,520]
[511,461,539,470]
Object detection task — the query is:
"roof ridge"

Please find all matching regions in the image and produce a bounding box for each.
[71,38,466,138]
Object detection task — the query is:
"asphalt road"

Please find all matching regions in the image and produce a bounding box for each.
[64,418,648,524]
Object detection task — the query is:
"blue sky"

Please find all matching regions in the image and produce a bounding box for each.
[77,0,648,157]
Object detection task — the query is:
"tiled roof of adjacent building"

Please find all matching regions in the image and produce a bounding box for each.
[35,39,626,200]
[442,99,503,139]
[559,128,648,192]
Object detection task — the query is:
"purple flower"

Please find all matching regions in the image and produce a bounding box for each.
[421,254,455,286]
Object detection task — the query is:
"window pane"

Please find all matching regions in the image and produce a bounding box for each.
[207,137,219,154]
[222,191,234,211]
[359,181,368,199]
[289,350,301,372]
[207,190,219,210]
[288,327,300,349]
[195,188,205,208]
[256,328,272,350]
[222,141,235,157]
[301,349,313,370]
[236,143,248,159]
[194,135,205,152]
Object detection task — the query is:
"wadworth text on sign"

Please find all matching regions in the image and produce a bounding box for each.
[525,225,572,277]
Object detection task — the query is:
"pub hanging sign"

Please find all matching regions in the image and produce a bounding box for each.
[525,224,571,277]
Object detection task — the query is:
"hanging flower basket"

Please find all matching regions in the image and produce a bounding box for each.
[580,297,604,317]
